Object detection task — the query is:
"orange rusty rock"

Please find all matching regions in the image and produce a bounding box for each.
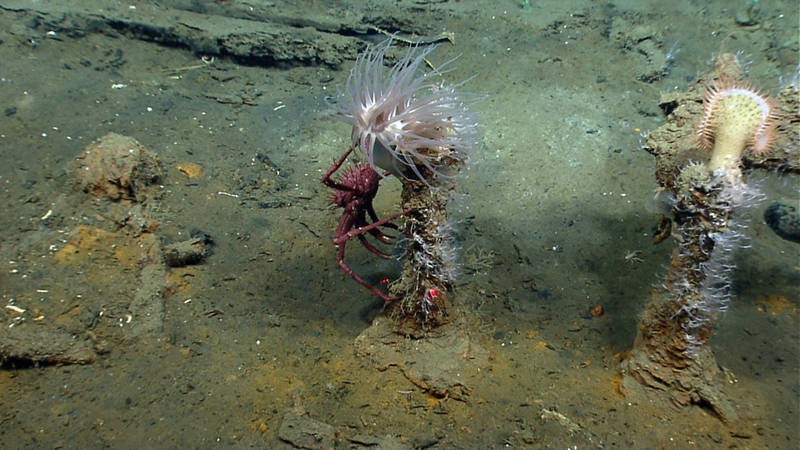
[533,340,548,351]
[74,132,161,202]
[175,162,203,179]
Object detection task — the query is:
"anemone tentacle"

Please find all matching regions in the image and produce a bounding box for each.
[331,38,481,185]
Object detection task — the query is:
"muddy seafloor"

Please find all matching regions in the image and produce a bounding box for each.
[0,0,797,448]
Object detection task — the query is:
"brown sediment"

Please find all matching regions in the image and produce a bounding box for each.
[354,315,487,400]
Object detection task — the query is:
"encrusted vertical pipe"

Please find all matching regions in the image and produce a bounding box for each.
[389,174,459,331]
[622,165,761,424]
[621,54,799,429]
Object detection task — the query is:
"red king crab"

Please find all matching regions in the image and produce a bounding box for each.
[321,146,412,302]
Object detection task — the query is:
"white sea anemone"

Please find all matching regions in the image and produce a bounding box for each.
[331,38,481,184]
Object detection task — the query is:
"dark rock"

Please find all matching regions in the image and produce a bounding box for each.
[764,202,800,244]
[162,235,212,267]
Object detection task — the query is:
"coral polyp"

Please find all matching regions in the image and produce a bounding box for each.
[699,78,777,171]
[332,39,481,183]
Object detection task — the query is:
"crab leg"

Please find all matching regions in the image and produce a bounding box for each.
[321,146,356,190]
[356,234,393,259]
[366,204,398,244]
[333,209,412,301]
[336,239,400,302]
[334,209,412,246]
